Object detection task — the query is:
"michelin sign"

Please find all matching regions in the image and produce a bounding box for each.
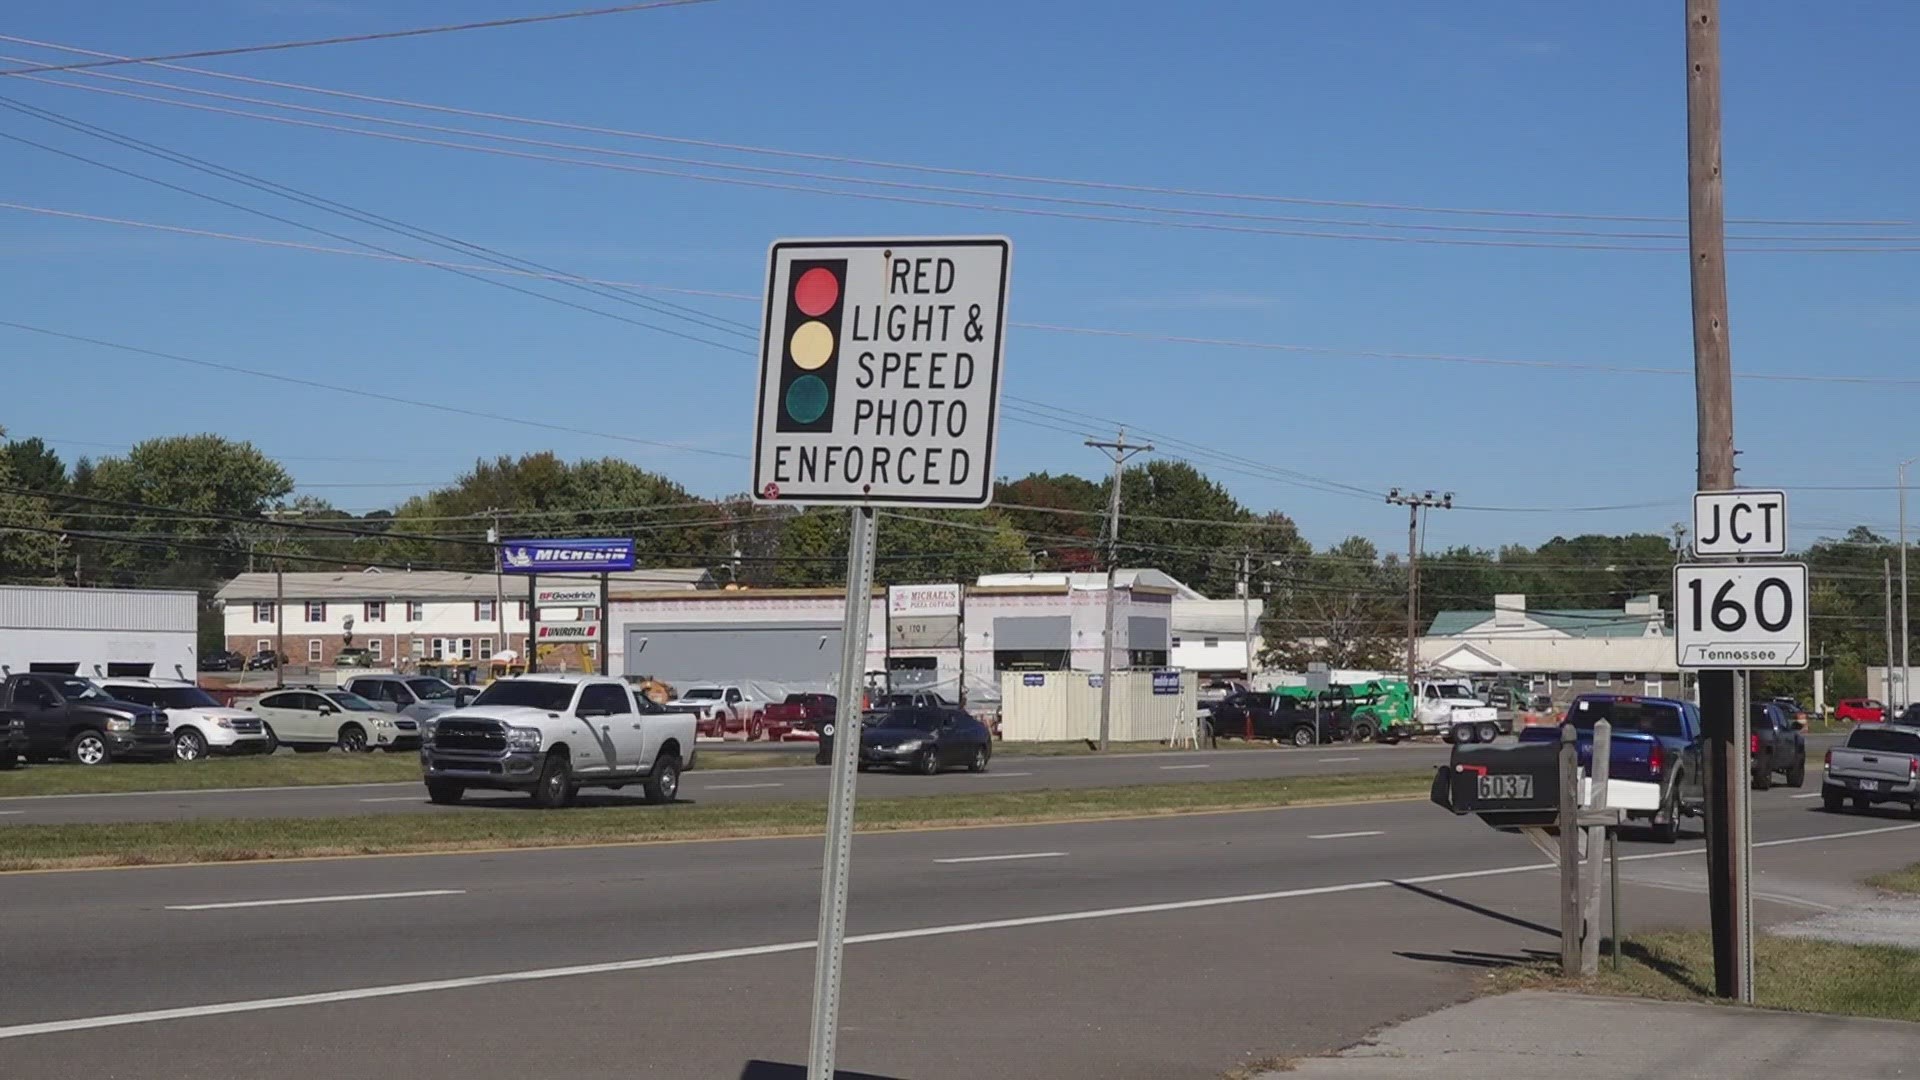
[499,538,636,575]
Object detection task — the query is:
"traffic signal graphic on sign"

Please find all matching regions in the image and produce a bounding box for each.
[776,259,847,433]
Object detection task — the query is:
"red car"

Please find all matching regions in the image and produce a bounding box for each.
[1835,699,1885,724]
[763,693,836,742]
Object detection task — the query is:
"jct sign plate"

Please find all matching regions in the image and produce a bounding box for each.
[1673,562,1809,670]
[752,237,1010,507]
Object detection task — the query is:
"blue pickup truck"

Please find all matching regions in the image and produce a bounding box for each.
[1518,694,1706,842]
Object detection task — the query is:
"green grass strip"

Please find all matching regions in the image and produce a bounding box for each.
[1496,930,1920,1023]
[0,771,1430,872]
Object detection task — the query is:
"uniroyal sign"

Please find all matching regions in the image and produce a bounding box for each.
[535,623,600,641]
[888,583,961,618]
[537,587,599,607]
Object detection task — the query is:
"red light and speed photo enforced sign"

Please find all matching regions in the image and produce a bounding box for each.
[752,237,1010,508]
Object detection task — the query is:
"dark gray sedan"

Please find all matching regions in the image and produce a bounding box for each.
[858,708,992,774]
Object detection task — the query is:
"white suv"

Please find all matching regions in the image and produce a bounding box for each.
[97,678,271,761]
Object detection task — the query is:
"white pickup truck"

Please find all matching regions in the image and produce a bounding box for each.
[1415,679,1504,744]
[419,674,696,808]
[1821,723,1920,818]
[665,684,764,740]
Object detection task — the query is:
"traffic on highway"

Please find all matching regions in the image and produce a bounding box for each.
[5,3,1919,1077]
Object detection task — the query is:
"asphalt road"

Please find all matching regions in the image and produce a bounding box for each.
[0,771,1911,1079]
[0,740,1462,824]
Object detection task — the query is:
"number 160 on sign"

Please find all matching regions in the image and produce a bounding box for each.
[1672,562,1809,670]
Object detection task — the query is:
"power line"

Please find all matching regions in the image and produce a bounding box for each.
[0,80,1705,253]
[16,62,1920,246]
[0,102,1170,472]
[4,29,1906,230]
[0,319,746,460]
[0,97,752,354]
[0,201,756,299]
[12,432,408,464]
[0,90,756,340]
[1012,323,1920,387]
[0,1,721,76]
[19,196,1920,392]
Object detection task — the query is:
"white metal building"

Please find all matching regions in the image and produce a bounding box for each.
[1169,595,1265,675]
[609,569,1180,707]
[0,585,198,680]
[615,588,890,707]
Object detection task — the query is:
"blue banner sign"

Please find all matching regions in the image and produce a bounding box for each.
[1152,670,1182,696]
[1022,673,1045,687]
[500,537,636,574]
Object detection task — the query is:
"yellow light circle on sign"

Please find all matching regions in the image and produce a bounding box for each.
[789,320,834,370]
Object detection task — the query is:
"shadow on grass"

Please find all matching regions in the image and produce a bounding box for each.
[1613,938,1712,996]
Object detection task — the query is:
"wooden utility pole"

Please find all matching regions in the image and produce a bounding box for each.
[1385,489,1453,694]
[1086,430,1152,750]
[1684,0,1747,1002]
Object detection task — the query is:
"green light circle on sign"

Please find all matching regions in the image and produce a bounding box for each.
[786,375,829,423]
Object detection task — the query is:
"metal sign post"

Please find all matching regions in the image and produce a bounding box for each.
[1557,724,1581,977]
[1732,673,1754,1001]
[808,506,878,1080]
[750,238,1012,1080]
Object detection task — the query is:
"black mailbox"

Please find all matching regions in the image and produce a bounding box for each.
[1430,741,1563,829]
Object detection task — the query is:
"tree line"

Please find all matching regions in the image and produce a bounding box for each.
[0,429,1898,694]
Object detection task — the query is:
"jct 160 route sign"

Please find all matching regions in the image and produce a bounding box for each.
[1673,562,1809,670]
[752,237,1010,508]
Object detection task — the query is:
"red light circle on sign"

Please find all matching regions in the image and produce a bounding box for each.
[793,267,839,316]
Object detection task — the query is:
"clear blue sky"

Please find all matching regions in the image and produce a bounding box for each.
[4,0,1917,555]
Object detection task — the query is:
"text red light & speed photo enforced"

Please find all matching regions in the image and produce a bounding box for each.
[752,237,1011,508]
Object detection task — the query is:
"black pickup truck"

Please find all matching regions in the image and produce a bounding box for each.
[0,673,174,766]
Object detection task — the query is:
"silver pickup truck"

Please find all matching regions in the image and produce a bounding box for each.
[1821,723,1920,817]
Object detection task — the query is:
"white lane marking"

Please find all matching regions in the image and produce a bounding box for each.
[1159,764,1211,770]
[699,783,785,791]
[166,889,464,912]
[933,851,1067,865]
[359,796,423,803]
[6,820,1915,1039]
[0,811,23,816]
[0,780,416,803]
[1626,878,1838,912]
[1318,757,1361,763]
[1309,831,1385,840]
[965,771,1032,778]
[1790,793,1823,800]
